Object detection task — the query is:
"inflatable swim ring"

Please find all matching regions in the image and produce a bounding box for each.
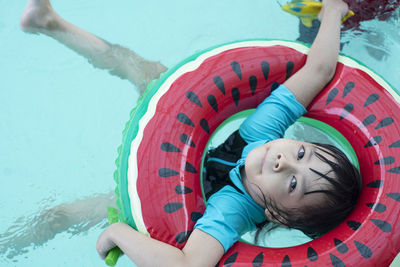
[113,40,400,266]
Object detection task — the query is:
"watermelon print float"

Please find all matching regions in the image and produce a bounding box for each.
[113,40,400,266]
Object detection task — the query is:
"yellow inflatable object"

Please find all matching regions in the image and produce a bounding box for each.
[281,0,354,27]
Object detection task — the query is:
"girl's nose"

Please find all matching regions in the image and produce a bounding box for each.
[273,153,289,172]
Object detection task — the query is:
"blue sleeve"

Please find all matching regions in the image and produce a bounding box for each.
[194,187,256,252]
[239,85,307,143]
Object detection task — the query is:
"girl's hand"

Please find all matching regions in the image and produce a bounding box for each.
[96,223,121,259]
[319,0,349,20]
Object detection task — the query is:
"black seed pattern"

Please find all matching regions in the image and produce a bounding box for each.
[371,219,392,232]
[175,185,193,194]
[164,202,184,213]
[364,136,382,147]
[347,220,362,231]
[307,247,318,261]
[180,133,196,147]
[281,255,291,267]
[185,162,197,173]
[161,142,181,152]
[364,93,379,107]
[374,156,395,165]
[360,114,376,128]
[175,230,192,243]
[261,61,270,81]
[342,82,355,98]
[387,193,400,202]
[334,238,349,254]
[354,241,372,258]
[330,254,345,267]
[159,168,179,177]
[252,252,264,267]
[232,88,240,106]
[249,76,257,95]
[388,167,400,174]
[200,119,210,134]
[340,103,354,120]
[375,117,394,129]
[231,61,242,80]
[271,82,279,92]
[366,203,386,213]
[326,88,339,105]
[190,212,202,222]
[213,76,225,94]
[207,95,218,112]
[224,252,238,267]
[286,61,294,79]
[367,180,384,188]
[186,91,202,107]
[177,113,195,127]
[389,140,400,148]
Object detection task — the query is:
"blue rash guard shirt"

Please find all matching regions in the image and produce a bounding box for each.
[194,85,307,252]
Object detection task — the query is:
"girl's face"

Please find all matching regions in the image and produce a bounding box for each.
[244,138,336,223]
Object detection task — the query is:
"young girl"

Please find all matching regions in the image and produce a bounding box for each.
[94,0,362,266]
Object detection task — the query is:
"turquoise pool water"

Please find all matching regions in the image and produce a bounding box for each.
[1,0,399,266]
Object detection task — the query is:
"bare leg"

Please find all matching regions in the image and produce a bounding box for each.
[20,0,167,93]
[0,192,115,259]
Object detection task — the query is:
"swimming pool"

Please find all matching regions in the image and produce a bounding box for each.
[1,0,399,266]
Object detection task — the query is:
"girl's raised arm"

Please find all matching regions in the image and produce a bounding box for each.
[96,223,224,267]
[283,0,348,108]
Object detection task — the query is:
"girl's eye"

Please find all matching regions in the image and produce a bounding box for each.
[297,145,305,160]
[290,176,297,192]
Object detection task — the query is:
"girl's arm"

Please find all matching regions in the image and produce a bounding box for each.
[96,222,224,267]
[283,0,348,108]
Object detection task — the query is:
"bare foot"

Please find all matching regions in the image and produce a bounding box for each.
[20,0,60,33]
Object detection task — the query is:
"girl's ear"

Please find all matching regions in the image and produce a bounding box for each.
[264,208,289,226]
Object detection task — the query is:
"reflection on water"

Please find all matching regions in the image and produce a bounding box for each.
[364,31,390,61]
[343,0,399,30]
[0,192,115,259]
[342,10,399,61]
[297,3,400,63]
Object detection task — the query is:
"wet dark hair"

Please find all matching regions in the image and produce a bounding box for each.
[254,143,362,243]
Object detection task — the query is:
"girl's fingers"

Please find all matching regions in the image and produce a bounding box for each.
[96,228,115,259]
